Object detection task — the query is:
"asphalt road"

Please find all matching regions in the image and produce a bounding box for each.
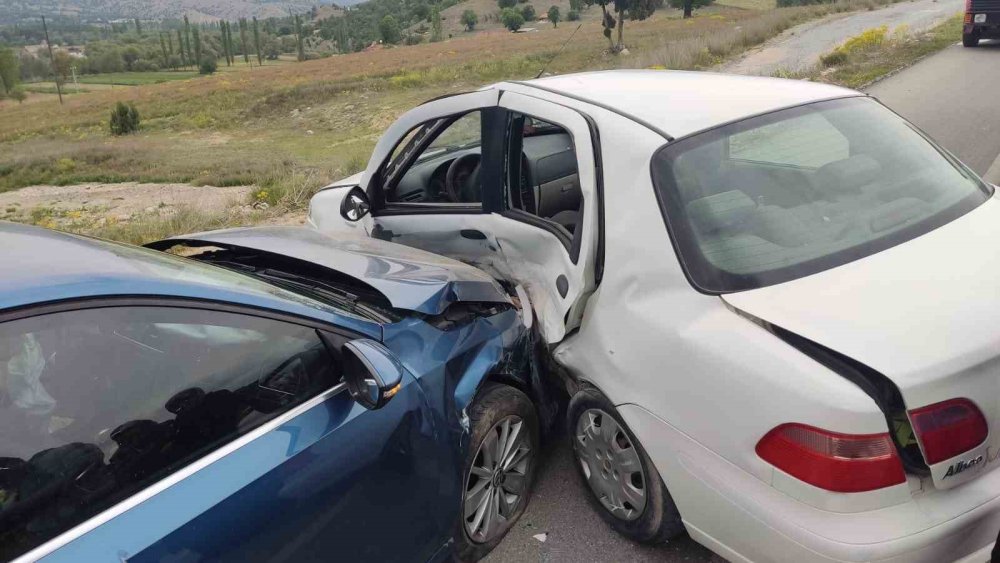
[490,33,1000,563]
[867,39,1000,182]
[721,0,963,75]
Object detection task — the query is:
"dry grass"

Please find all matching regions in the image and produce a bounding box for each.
[631,0,905,70]
[803,14,962,88]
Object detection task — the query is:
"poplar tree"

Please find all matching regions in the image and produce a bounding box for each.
[239,19,250,64]
[252,17,263,66]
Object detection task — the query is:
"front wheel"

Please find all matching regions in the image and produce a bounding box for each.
[452,384,539,562]
[963,30,980,47]
[568,387,685,544]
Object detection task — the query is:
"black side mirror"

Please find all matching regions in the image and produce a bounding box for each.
[340,186,371,222]
[341,339,403,410]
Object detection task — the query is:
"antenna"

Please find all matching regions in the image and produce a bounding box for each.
[535,23,582,79]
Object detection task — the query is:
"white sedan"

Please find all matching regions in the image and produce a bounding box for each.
[308,70,1000,562]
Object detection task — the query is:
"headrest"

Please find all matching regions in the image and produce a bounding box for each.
[686,190,756,236]
[815,155,882,195]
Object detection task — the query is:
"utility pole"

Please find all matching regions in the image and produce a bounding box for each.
[41,16,63,105]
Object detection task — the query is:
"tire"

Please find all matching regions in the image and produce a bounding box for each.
[452,384,540,562]
[963,30,980,47]
[567,387,685,544]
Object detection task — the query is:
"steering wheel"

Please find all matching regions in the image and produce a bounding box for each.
[445,153,481,203]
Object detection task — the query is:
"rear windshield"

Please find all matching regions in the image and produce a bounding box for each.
[650,96,992,293]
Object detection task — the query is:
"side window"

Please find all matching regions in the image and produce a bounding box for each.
[386,111,484,205]
[727,112,849,169]
[0,307,339,560]
[507,114,582,235]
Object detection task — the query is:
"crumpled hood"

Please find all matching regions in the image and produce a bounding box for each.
[722,197,1000,411]
[154,226,511,315]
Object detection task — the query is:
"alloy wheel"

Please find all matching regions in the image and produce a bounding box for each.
[463,415,532,544]
[574,408,647,521]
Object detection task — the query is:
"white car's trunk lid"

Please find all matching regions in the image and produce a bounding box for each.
[723,198,1000,489]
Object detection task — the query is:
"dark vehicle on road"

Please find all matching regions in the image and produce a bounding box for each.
[964,0,1000,46]
[0,223,554,562]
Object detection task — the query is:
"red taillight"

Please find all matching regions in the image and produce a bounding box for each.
[756,423,905,493]
[909,398,987,465]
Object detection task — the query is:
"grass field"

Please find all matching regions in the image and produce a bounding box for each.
[77,71,202,86]
[0,0,914,242]
[717,0,778,10]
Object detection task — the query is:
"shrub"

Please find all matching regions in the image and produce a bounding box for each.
[199,56,218,74]
[380,15,402,44]
[820,50,848,66]
[499,0,518,9]
[567,9,581,20]
[520,4,536,21]
[461,9,479,31]
[502,8,526,31]
[109,102,140,136]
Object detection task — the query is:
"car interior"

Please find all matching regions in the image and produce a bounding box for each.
[385,111,583,236]
[666,104,984,277]
[0,310,334,560]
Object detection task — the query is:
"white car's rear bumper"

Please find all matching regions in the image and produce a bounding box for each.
[619,403,1000,562]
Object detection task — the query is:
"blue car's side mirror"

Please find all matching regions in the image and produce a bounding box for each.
[342,339,403,410]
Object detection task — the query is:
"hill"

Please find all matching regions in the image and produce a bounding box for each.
[0,0,355,24]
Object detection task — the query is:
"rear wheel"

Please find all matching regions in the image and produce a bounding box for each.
[568,387,685,544]
[453,384,539,562]
[963,30,980,47]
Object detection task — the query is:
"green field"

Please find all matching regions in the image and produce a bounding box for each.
[77,71,201,86]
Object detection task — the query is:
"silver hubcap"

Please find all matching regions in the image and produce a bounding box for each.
[464,415,532,543]
[574,409,647,521]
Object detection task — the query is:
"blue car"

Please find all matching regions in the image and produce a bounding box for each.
[0,223,556,562]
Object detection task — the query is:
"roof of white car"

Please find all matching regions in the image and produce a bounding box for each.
[515,70,860,139]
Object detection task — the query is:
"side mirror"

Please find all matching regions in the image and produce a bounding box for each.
[339,186,371,222]
[341,339,403,410]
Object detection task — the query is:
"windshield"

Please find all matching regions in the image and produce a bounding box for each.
[650,96,992,293]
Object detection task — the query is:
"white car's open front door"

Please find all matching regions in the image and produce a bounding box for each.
[312,87,600,344]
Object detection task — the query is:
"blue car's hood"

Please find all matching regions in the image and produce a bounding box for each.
[151,226,511,315]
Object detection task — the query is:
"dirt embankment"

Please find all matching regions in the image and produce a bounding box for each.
[0,182,253,230]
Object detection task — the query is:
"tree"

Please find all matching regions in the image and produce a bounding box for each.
[221,22,232,66]
[252,17,264,66]
[176,29,187,66]
[430,7,443,42]
[595,0,661,52]
[501,8,525,31]
[134,18,142,35]
[183,16,193,65]
[461,9,479,31]
[666,0,713,17]
[570,0,583,10]
[379,15,402,44]
[159,33,169,66]
[520,4,536,20]
[547,5,561,26]
[295,15,306,60]
[499,0,518,9]
[192,26,203,66]
[199,56,218,74]
[121,46,140,71]
[0,47,19,96]
[110,102,140,135]
[239,19,250,64]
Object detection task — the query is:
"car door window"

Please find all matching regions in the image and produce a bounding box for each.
[507,113,582,236]
[385,111,485,205]
[0,306,339,561]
